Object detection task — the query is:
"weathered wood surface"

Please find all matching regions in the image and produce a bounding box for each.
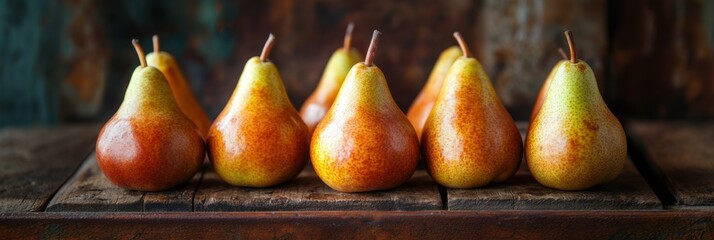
[46,153,204,212]
[0,124,100,212]
[447,122,660,210]
[195,168,442,211]
[1,211,713,239]
[627,121,714,208]
[447,161,661,210]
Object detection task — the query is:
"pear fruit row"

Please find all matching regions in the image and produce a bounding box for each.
[96,25,625,193]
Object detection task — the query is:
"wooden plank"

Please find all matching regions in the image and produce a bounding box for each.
[194,168,442,211]
[447,122,661,210]
[0,124,101,212]
[46,154,204,212]
[448,161,661,210]
[627,121,714,208]
[1,211,712,239]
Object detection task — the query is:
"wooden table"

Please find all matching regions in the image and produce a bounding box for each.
[0,121,712,239]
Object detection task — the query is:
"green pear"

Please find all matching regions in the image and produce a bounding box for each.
[526,31,626,191]
[311,30,420,193]
[422,32,522,188]
[301,23,363,135]
[207,34,309,187]
[96,39,204,191]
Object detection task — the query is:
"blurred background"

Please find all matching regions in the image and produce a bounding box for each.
[0,0,712,129]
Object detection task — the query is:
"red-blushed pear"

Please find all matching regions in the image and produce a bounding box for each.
[407,46,462,140]
[421,32,522,188]
[96,39,204,191]
[526,31,626,191]
[300,23,363,135]
[207,34,309,187]
[311,30,420,193]
[147,35,211,137]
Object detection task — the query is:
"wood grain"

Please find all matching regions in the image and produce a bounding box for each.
[45,153,204,212]
[447,161,661,210]
[194,168,442,211]
[627,121,714,208]
[1,211,712,239]
[0,124,100,212]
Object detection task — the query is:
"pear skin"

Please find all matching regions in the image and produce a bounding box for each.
[147,35,211,137]
[530,48,569,122]
[526,31,626,191]
[96,40,204,192]
[311,31,419,193]
[207,34,309,187]
[407,46,462,140]
[301,23,362,135]
[422,32,522,189]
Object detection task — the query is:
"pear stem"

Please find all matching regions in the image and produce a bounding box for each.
[260,34,276,62]
[453,32,471,58]
[364,30,381,67]
[132,39,147,67]
[153,34,160,53]
[343,22,354,51]
[564,30,576,63]
[558,47,568,60]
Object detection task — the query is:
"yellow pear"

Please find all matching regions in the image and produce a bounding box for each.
[526,31,626,191]
[422,32,522,188]
[407,46,462,140]
[301,23,363,135]
[207,34,309,187]
[146,35,211,137]
[311,31,420,193]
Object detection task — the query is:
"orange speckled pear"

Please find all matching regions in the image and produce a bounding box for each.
[207,34,309,187]
[407,46,462,140]
[422,32,522,189]
[311,30,419,193]
[526,31,626,191]
[300,23,363,135]
[530,48,568,122]
[96,40,204,191]
[146,35,211,137]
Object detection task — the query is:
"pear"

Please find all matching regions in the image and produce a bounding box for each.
[146,35,211,137]
[96,39,204,191]
[407,46,462,140]
[300,23,363,135]
[311,30,419,193]
[207,34,309,187]
[526,31,626,191]
[422,32,522,189]
[530,48,569,122]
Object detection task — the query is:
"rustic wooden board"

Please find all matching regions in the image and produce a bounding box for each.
[447,122,661,210]
[194,168,442,211]
[1,211,712,239]
[45,153,204,212]
[0,124,101,212]
[448,161,661,210]
[627,121,714,208]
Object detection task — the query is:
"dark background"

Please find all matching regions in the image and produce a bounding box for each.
[1,0,712,129]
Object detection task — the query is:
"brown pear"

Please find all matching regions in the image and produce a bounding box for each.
[146,35,211,137]
[422,32,522,188]
[96,40,204,191]
[407,46,462,140]
[207,34,309,187]
[311,30,420,193]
